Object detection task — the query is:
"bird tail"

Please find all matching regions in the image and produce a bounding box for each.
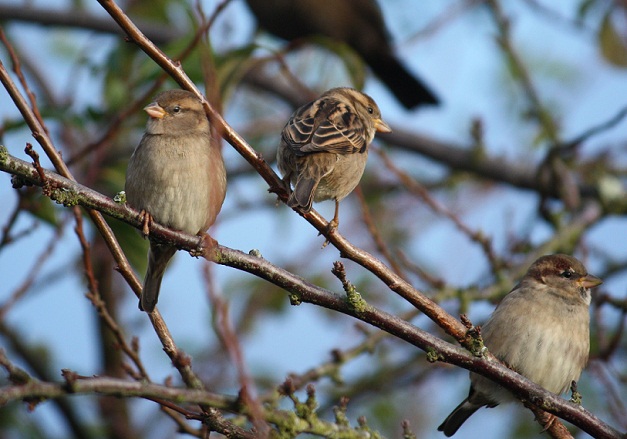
[288,176,318,211]
[140,244,177,313]
[367,52,438,109]
[437,398,481,437]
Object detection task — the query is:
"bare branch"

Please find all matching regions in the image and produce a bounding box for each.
[0,4,183,44]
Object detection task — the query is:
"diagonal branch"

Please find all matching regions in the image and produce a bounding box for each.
[0,148,621,439]
[0,4,183,44]
[95,0,469,345]
[0,38,249,438]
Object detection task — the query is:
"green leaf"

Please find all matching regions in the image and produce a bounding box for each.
[576,0,596,20]
[598,12,627,67]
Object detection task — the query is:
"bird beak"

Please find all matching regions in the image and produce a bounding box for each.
[375,119,392,133]
[578,274,603,289]
[144,102,167,119]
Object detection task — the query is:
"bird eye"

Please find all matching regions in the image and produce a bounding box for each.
[561,270,573,279]
[367,106,374,114]
[172,105,181,113]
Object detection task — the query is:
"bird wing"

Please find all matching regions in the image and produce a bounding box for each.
[282,97,367,156]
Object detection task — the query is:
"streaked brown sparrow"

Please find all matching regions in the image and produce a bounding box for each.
[125,90,227,313]
[277,87,390,229]
[439,254,602,436]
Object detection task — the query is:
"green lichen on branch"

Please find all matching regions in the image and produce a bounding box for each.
[271,381,380,438]
[460,314,486,357]
[113,190,126,204]
[288,292,302,306]
[0,145,8,163]
[426,347,444,363]
[50,187,80,207]
[569,381,582,405]
[331,261,367,313]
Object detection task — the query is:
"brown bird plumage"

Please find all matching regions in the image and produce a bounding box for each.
[245,0,439,109]
[277,87,390,228]
[438,254,602,436]
[125,90,227,313]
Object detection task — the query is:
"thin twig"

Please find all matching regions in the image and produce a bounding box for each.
[0,148,622,438]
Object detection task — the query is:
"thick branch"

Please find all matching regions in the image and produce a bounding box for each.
[0,356,371,438]
[0,148,621,439]
[95,0,471,346]
[0,3,182,44]
[245,67,611,205]
[1,4,615,206]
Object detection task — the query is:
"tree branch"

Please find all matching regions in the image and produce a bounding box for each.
[0,148,621,438]
[0,3,183,44]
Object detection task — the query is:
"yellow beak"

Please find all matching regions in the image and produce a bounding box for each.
[375,119,392,134]
[144,102,167,119]
[578,274,603,289]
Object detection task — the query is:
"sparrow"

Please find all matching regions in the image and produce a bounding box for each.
[438,254,602,436]
[277,87,390,229]
[125,90,227,313]
[244,0,439,109]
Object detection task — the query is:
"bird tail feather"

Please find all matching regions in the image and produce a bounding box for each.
[140,244,177,313]
[437,399,480,437]
[288,177,318,211]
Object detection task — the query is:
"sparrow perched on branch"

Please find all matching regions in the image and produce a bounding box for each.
[125,90,227,313]
[438,254,602,436]
[277,87,390,229]
[245,0,439,109]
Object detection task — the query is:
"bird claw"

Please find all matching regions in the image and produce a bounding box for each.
[192,233,218,257]
[537,412,557,433]
[139,210,153,237]
[320,219,339,248]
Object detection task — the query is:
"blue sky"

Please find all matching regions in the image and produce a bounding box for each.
[0,0,625,437]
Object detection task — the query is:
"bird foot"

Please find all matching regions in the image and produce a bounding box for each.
[270,178,294,207]
[320,219,339,248]
[139,210,153,237]
[537,412,557,433]
[192,233,218,257]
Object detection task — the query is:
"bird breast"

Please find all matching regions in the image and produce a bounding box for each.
[313,151,368,202]
[471,291,590,401]
[126,134,226,234]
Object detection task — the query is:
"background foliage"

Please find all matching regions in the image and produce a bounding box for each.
[0,0,625,438]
